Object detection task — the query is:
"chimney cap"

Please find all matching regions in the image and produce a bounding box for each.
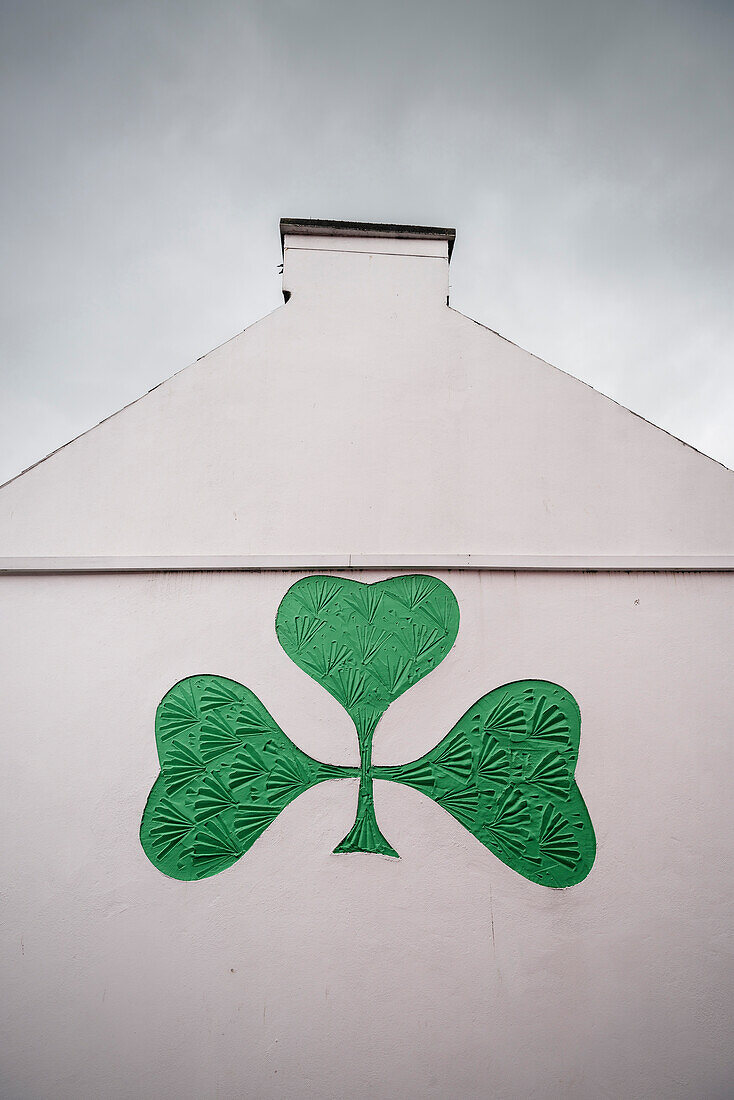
[280,217,456,260]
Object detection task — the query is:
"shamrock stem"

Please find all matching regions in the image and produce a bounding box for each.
[332,716,399,857]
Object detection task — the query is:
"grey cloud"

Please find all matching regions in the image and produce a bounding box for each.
[1,0,732,481]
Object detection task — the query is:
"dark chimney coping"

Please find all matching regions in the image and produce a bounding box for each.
[280,218,455,260]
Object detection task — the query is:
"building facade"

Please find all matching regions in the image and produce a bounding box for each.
[1,219,733,1098]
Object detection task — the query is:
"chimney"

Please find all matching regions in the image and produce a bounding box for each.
[279,218,455,311]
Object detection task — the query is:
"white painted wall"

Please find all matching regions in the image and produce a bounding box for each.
[1,225,733,1098]
[1,569,733,1099]
[1,231,732,557]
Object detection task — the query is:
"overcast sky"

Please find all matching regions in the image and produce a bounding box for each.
[1,0,732,484]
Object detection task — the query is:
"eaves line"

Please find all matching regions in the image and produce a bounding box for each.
[1,554,733,575]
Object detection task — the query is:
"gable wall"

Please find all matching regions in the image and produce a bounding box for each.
[1,258,732,558]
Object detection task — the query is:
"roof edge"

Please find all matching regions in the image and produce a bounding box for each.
[280,218,456,260]
[3,554,734,575]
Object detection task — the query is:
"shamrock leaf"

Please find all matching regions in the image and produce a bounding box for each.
[275,575,460,855]
[140,676,348,880]
[139,579,596,889]
[276,575,459,718]
[375,680,596,887]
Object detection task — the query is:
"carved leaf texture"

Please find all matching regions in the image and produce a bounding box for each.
[275,575,460,727]
[141,585,596,891]
[374,679,595,888]
[140,675,344,880]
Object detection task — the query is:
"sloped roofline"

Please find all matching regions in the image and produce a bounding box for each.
[0,306,281,491]
[449,304,734,475]
[1,255,731,494]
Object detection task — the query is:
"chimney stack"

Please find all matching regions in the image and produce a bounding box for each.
[279,218,455,310]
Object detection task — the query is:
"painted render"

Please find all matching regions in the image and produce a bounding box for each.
[1,228,734,558]
[1,220,733,1099]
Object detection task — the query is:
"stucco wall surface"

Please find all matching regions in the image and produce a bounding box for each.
[1,569,732,1099]
[1,242,733,557]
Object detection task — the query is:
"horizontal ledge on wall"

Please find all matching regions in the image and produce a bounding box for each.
[1,555,734,575]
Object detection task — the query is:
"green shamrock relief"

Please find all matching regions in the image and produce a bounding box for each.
[140,576,596,887]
